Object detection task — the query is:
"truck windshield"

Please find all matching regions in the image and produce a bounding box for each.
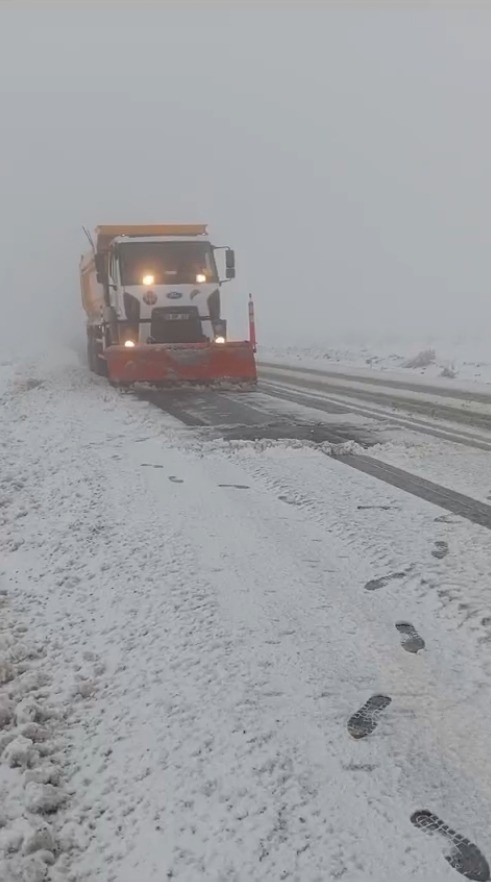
[118,241,218,286]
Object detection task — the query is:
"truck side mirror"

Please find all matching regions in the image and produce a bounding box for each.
[94,253,106,284]
[225,249,235,280]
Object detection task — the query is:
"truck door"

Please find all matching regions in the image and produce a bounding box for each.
[106,250,120,345]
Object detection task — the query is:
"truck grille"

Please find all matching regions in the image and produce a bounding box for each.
[150,307,203,344]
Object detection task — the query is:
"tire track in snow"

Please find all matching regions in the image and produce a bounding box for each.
[259,380,491,451]
[142,384,491,528]
[260,368,491,436]
[259,361,491,406]
[335,452,491,530]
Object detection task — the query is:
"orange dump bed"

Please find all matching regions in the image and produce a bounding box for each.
[104,342,257,387]
[95,224,208,252]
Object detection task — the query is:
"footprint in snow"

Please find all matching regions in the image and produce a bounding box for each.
[357,504,394,511]
[432,540,449,559]
[410,810,490,881]
[347,694,391,740]
[396,622,425,654]
[364,571,409,591]
[218,484,250,490]
[20,378,44,392]
[343,762,377,773]
[169,476,184,484]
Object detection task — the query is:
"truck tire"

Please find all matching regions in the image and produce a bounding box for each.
[95,349,108,377]
[87,332,96,373]
[87,331,107,376]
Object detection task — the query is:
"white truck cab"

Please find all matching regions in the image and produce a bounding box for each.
[94,226,235,349]
[80,224,255,386]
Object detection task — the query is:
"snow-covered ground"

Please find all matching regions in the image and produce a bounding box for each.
[1,350,491,881]
[368,433,491,506]
[260,338,491,386]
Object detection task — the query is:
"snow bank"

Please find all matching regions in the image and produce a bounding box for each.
[0,581,67,881]
[260,336,491,385]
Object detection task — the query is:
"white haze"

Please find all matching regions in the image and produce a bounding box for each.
[0,0,490,354]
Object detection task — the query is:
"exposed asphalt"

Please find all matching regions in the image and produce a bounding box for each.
[136,382,491,530]
[259,363,491,434]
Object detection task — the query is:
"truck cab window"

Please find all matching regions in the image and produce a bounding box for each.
[110,253,119,286]
[119,242,218,286]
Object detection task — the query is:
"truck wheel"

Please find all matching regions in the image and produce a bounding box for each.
[87,332,96,373]
[94,341,108,376]
[87,332,107,376]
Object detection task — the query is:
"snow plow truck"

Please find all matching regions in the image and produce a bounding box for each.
[80,224,257,387]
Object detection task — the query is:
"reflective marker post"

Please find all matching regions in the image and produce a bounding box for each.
[248,293,257,352]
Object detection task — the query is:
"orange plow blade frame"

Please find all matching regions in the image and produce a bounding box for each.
[104,342,257,386]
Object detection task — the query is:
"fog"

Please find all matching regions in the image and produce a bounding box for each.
[1,0,490,353]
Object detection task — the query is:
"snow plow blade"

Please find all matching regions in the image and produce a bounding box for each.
[104,342,257,387]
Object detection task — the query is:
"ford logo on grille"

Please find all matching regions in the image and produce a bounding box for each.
[167,291,183,300]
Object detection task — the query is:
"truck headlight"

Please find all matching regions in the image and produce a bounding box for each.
[142,274,155,286]
[214,336,226,344]
[196,273,207,284]
[124,340,136,348]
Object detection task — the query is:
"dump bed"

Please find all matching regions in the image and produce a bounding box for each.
[95,224,208,252]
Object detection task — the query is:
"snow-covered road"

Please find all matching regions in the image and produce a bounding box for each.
[1,350,491,881]
[259,362,491,433]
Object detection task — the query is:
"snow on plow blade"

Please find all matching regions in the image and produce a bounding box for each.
[105,342,257,387]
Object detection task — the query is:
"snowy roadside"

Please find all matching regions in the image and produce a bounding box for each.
[1,350,491,880]
[260,339,491,388]
[259,367,491,430]
[367,433,491,506]
[0,358,86,881]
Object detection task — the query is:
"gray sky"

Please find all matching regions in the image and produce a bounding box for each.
[1,0,490,350]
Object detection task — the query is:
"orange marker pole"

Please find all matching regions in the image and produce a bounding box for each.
[248,293,257,353]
